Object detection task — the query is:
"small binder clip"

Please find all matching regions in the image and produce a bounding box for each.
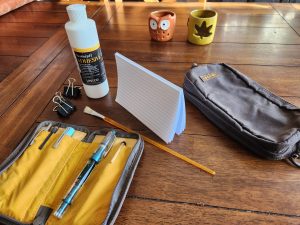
[53,92,76,118]
[63,78,81,99]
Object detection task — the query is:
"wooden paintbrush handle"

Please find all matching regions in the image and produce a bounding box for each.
[104,116,215,175]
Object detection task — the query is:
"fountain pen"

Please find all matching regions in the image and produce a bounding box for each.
[54,130,116,219]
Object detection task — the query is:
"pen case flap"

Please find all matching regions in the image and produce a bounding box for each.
[183,63,300,161]
[0,121,144,225]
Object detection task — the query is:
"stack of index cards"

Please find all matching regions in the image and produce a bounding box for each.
[115,53,186,143]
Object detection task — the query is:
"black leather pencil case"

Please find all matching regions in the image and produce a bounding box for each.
[0,121,144,225]
[183,63,300,166]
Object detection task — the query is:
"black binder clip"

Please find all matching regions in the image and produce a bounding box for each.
[63,78,81,99]
[53,92,76,118]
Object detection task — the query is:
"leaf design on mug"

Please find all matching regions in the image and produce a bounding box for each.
[194,21,213,39]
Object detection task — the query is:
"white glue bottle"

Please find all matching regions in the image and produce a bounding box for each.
[65,4,109,99]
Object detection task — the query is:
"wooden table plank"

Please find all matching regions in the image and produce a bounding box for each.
[123,135,300,216]
[101,24,300,44]
[18,1,69,12]
[94,3,120,28]
[209,3,277,15]
[109,13,288,28]
[18,1,100,13]
[295,27,300,36]
[101,41,300,66]
[116,198,300,225]
[285,16,300,30]
[117,2,277,15]
[0,29,69,116]
[272,3,300,18]
[0,46,75,158]
[0,56,27,78]
[0,11,68,24]
[0,37,47,56]
[0,23,61,37]
[292,4,300,10]
[67,60,300,97]
[271,3,300,34]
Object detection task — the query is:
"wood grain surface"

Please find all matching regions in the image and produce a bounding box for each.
[0,56,27,81]
[0,29,69,115]
[0,45,76,159]
[100,41,300,66]
[0,23,62,37]
[0,2,299,225]
[66,61,300,97]
[115,198,300,225]
[0,11,69,24]
[117,2,277,15]
[101,25,300,44]
[18,1,101,13]
[110,13,289,27]
[0,37,47,56]
[295,27,300,36]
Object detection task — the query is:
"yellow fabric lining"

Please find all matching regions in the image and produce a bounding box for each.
[0,129,138,225]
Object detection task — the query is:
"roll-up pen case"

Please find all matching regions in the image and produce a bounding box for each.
[0,121,144,225]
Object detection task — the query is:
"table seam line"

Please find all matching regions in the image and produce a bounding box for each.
[271,4,300,37]
[127,195,300,218]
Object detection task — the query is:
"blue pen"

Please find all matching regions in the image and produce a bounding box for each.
[54,130,116,219]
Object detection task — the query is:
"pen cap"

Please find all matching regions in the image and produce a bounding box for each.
[66,4,88,23]
[102,130,116,147]
[65,127,76,137]
[102,132,116,158]
[92,130,116,163]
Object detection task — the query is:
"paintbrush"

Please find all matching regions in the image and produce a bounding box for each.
[84,106,215,175]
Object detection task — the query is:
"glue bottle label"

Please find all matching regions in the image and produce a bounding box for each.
[73,43,107,86]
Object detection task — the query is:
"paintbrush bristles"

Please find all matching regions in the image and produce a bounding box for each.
[83,106,105,119]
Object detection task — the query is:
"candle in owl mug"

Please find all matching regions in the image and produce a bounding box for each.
[149,10,176,42]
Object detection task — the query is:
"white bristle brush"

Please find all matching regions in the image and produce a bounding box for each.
[84,106,104,119]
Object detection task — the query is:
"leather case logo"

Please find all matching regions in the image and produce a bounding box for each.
[199,73,219,82]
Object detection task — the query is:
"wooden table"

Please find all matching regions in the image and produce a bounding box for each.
[0,1,300,224]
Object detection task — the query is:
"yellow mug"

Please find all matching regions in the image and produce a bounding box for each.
[187,9,218,45]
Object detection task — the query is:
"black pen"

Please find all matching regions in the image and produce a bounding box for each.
[39,126,59,150]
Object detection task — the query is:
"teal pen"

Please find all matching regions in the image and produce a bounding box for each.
[54,130,116,219]
[53,127,76,149]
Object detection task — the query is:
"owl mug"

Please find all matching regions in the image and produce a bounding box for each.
[149,10,176,42]
[187,9,218,45]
